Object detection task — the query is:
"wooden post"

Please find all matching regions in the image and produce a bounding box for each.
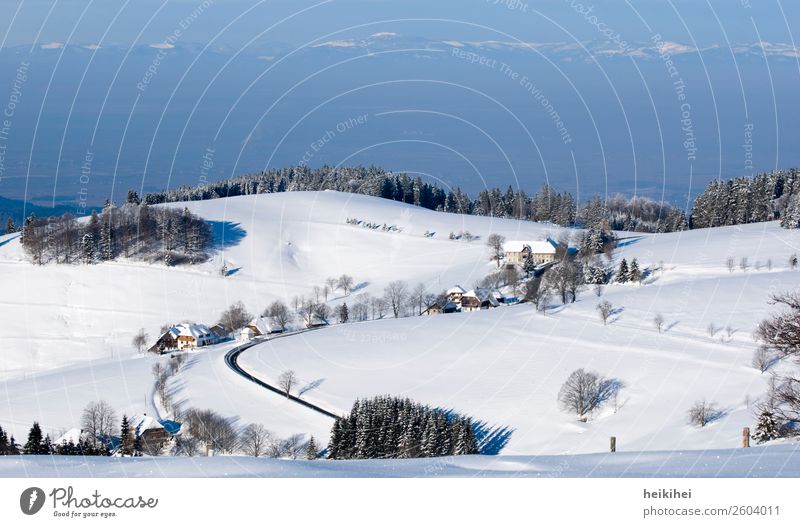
[742,427,750,448]
[610,436,616,453]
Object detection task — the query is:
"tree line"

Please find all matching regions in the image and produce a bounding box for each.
[20,195,212,266]
[328,396,479,459]
[140,165,690,233]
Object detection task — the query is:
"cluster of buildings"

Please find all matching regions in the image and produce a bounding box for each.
[422,286,516,315]
[148,323,223,354]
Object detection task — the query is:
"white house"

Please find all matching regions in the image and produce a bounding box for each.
[446,285,466,304]
[502,239,557,266]
[149,323,217,353]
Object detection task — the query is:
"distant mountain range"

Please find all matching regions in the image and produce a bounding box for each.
[0,196,76,229]
[2,34,797,62]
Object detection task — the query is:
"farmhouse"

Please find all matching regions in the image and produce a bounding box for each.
[130,414,174,455]
[421,303,443,316]
[446,285,466,304]
[240,315,284,341]
[149,323,217,353]
[503,239,557,266]
[460,290,500,312]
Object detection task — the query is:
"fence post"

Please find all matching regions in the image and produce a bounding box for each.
[742,427,750,448]
[610,436,616,453]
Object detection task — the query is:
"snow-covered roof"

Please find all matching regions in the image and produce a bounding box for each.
[130,414,165,436]
[447,285,466,294]
[169,323,213,340]
[247,315,274,335]
[54,428,86,445]
[503,239,556,254]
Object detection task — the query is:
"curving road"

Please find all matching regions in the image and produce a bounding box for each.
[224,330,340,420]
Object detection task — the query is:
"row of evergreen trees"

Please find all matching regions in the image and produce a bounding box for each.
[141,165,688,233]
[0,417,143,457]
[691,169,800,229]
[328,396,479,459]
[20,198,212,266]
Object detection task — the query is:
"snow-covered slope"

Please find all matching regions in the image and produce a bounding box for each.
[2,443,798,477]
[1,191,799,459]
[0,191,557,378]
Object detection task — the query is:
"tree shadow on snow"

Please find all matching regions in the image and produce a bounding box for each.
[438,408,514,455]
[208,221,247,250]
[0,234,20,248]
[299,378,325,396]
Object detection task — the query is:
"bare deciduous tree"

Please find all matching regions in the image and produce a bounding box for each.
[81,400,118,447]
[182,408,239,455]
[755,292,800,360]
[218,301,252,331]
[653,314,665,333]
[337,274,354,295]
[264,300,292,332]
[486,233,506,268]
[739,257,749,272]
[278,370,297,397]
[726,257,735,273]
[707,323,718,337]
[687,400,721,427]
[752,346,776,373]
[384,280,409,318]
[557,369,621,419]
[132,328,149,353]
[239,423,274,457]
[597,301,613,325]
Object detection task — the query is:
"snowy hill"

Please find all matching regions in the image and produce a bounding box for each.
[0,191,557,378]
[1,191,799,460]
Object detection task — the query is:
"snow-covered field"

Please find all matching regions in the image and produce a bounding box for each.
[1,191,799,468]
[1,444,798,477]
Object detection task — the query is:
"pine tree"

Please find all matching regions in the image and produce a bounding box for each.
[81,232,96,264]
[304,436,319,460]
[628,259,642,283]
[0,425,8,455]
[523,252,536,277]
[4,217,16,234]
[753,410,780,444]
[99,218,113,261]
[24,422,45,454]
[616,258,629,283]
[119,415,134,456]
[781,194,800,229]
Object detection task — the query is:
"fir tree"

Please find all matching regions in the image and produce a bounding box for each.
[0,424,8,455]
[616,258,629,283]
[523,252,536,277]
[81,232,96,264]
[99,218,113,261]
[24,422,46,454]
[753,410,780,444]
[304,436,319,460]
[119,415,134,456]
[4,217,16,234]
[628,258,642,283]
